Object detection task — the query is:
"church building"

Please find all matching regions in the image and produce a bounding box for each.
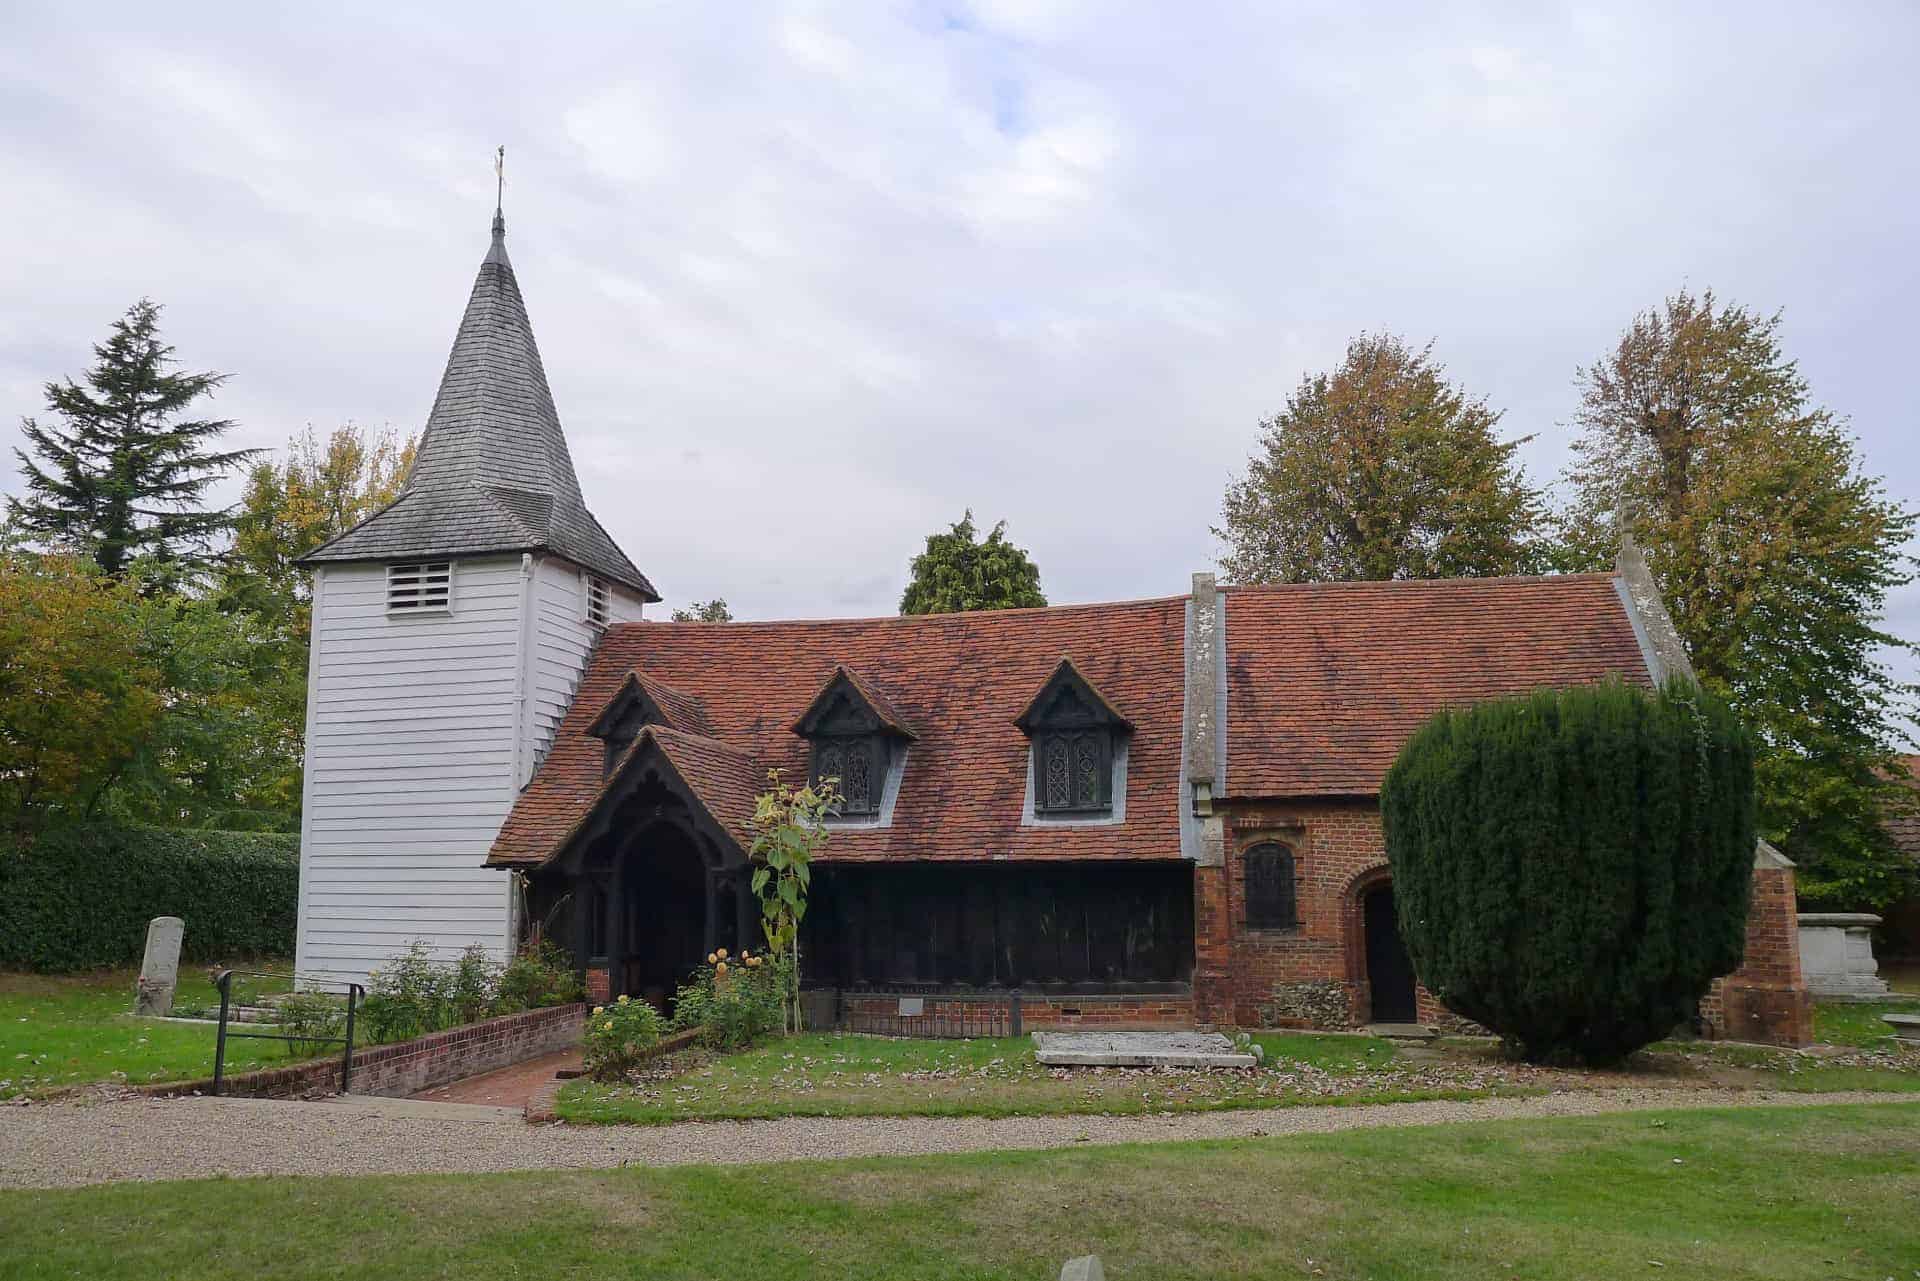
[294,208,1812,1047]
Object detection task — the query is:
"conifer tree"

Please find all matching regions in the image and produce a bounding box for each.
[899,511,1046,615]
[8,300,258,582]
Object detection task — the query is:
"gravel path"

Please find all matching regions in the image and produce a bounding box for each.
[3,1088,1915,1189]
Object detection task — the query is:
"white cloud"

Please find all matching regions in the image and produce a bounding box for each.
[0,0,1911,725]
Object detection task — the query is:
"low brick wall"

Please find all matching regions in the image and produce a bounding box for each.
[834,990,1193,1034]
[145,1003,586,1100]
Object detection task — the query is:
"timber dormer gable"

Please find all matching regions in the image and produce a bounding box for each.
[588,671,712,776]
[1016,658,1133,820]
[793,665,917,820]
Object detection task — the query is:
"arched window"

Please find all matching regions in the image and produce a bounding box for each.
[1244,842,1298,930]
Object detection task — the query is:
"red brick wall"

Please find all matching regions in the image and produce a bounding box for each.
[1212,800,1397,1029]
[1701,864,1812,1047]
[1204,798,1804,1044]
[836,991,1192,1032]
[585,966,611,1003]
[144,1004,586,1100]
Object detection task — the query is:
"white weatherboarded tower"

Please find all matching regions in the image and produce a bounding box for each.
[293,205,656,987]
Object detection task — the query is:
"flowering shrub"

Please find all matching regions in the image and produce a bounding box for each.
[360,939,581,1045]
[360,941,456,1043]
[584,995,665,1080]
[671,948,785,1051]
[497,939,584,1010]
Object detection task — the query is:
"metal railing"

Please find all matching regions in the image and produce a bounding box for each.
[211,969,364,1096]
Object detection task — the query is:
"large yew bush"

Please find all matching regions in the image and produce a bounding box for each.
[1380,679,1755,1063]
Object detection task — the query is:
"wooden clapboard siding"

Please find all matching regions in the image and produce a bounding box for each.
[526,557,646,775]
[295,556,528,987]
[294,554,647,989]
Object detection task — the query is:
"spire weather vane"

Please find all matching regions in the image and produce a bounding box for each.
[494,145,505,215]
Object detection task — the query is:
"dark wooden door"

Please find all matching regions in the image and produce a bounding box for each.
[1364,885,1418,1023]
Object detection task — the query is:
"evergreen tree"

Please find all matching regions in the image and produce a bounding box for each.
[1382,680,1756,1064]
[899,511,1046,615]
[1558,289,1916,909]
[8,300,258,582]
[1217,333,1543,583]
[670,598,733,623]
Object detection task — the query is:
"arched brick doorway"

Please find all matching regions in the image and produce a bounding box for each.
[1362,882,1418,1023]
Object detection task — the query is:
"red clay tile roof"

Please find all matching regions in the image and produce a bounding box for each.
[515,725,761,867]
[489,573,1659,867]
[1221,573,1652,799]
[488,596,1192,868]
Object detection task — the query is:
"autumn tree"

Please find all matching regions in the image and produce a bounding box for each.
[899,511,1046,615]
[670,598,733,623]
[1217,333,1543,583]
[225,423,413,621]
[1558,289,1916,909]
[0,552,162,832]
[7,301,258,584]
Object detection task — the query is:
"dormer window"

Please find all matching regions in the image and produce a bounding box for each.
[387,561,452,614]
[1016,659,1132,817]
[794,666,916,820]
[587,671,707,777]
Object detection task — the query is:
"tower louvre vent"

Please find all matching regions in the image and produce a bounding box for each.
[387,561,453,614]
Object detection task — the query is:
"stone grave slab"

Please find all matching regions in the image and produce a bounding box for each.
[1033,1030,1256,1068]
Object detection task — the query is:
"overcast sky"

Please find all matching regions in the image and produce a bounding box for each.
[2,1,1915,705]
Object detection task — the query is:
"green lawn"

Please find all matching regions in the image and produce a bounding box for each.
[555,1029,1535,1125]
[1813,996,1920,1047]
[0,966,303,1098]
[3,1103,1917,1278]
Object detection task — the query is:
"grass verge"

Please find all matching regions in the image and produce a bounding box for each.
[554,1030,1539,1125]
[3,1102,1918,1279]
[0,965,300,1098]
[1812,996,1920,1047]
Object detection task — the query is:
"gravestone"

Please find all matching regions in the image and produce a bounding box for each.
[1059,1257,1104,1281]
[1796,913,1890,1000]
[133,916,185,1017]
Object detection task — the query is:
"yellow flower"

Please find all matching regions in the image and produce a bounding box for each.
[617,994,630,1005]
[716,948,728,960]
[592,1006,604,1016]
[601,1021,614,1031]
[715,962,728,976]
[706,952,717,965]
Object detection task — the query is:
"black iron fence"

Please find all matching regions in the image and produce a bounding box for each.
[822,988,1023,1039]
[211,968,364,1095]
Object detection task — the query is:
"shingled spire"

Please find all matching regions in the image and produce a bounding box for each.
[302,206,656,598]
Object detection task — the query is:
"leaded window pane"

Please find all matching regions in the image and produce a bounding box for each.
[1073,733,1101,808]
[845,741,873,812]
[817,742,845,792]
[1044,735,1072,809]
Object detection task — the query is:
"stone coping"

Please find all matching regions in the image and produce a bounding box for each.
[1797,913,1883,927]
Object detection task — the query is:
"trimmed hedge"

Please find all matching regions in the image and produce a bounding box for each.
[1380,678,1755,1064]
[0,825,299,971]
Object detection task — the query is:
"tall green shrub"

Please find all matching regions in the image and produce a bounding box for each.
[0,825,298,971]
[1380,679,1755,1063]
